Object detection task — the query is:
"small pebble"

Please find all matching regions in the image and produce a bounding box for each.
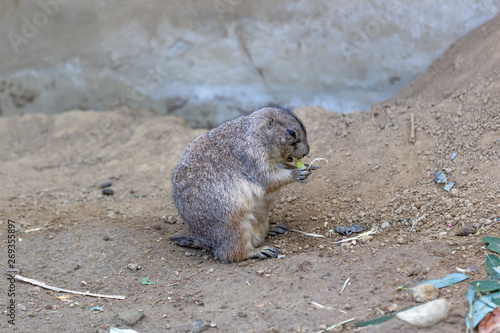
[190,319,210,333]
[127,263,141,271]
[29,287,41,294]
[102,188,114,195]
[456,227,476,236]
[361,235,373,243]
[388,303,399,312]
[100,182,112,188]
[298,261,312,272]
[412,284,439,303]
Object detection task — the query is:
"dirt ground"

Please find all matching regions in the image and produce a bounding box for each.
[1,15,500,333]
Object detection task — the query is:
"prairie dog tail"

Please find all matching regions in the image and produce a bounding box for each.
[170,236,205,249]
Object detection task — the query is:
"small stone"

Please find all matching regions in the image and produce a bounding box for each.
[28,311,35,317]
[102,188,114,195]
[127,263,141,271]
[456,227,477,236]
[116,310,145,326]
[412,284,440,303]
[344,304,352,309]
[397,299,450,327]
[45,304,52,310]
[152,222,163,230]
[397,237,405,244]
[298,261,312,272]
[361,235,373,243]
[190,319,210,333]
[388,303,398,312]
[29,287,41,294]
[103,235,111,241]
[185,251,194,257]
[414,202,423,209]
[450,188,459,196]
[100,182,112,188]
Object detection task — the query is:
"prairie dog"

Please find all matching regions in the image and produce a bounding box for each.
[171,106,310,262]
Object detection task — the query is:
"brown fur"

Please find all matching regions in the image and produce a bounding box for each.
[171,106,310,262]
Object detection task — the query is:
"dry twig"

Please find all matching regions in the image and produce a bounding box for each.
[13,275,125,300]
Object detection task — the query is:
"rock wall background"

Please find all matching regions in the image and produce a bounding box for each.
[1,0,499,126]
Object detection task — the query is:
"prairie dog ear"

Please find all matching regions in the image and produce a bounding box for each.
[268,117,275,129]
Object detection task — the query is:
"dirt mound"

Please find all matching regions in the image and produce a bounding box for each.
[396,13,500,106]
[0,16,499,333]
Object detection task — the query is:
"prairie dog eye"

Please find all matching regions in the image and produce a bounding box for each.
[288,130,296,138]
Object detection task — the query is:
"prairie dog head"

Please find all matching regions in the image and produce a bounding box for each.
[254,106,310,164]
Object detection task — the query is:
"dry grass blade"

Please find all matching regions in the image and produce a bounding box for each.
[290,229,326,238]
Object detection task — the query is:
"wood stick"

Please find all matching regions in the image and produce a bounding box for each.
[13,274,126,300]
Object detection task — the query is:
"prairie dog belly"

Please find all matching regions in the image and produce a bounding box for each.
[239,189,280,247]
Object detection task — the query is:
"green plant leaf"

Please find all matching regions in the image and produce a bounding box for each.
[419,272,469,289]
[141,277,155,285]
[466,286,476,305]
[468,291,500,328]
[355,307,413,327]
[483,236,500,255]
[485,254,500,281]
[354,314,396,327]
[469,280,500,293]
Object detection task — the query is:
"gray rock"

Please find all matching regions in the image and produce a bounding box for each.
[190,319,210,333]
[116,310,145,326]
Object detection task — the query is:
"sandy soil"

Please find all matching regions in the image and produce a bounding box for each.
[1,14,500,333]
